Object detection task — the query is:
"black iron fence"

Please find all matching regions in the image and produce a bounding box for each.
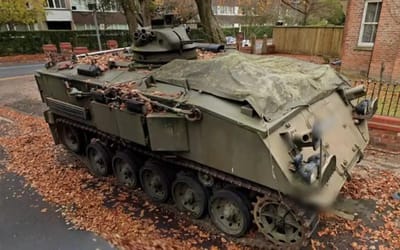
[352,80,400,117]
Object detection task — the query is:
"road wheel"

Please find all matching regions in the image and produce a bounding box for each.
[139,160,170,203]
[112,151,142,188]
[60,124,85,154]
[172,174,208,219]
[86,141,112,177]
[209,189,251,237]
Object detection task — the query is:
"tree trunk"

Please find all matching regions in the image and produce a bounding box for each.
[302,1,312,25]
[302,13,309,25]
[139,0,152,27]
[118,0,137,40]
[194,0,225,44]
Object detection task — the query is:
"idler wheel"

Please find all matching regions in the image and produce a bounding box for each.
[209,189,251,237]
[112,151,142,188]
[253,195,307,247]
[60,124,85,154]
[86,141,112,177]
[140,160,170,202]
[172,174,208,219]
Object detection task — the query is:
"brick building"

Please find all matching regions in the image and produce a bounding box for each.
[341,0,400,81]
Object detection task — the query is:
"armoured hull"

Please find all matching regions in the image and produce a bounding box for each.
[35,50,375,248]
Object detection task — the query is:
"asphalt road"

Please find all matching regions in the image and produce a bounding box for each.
[0,160,114,250]
[0,63,43,78]
[0,66,114,250]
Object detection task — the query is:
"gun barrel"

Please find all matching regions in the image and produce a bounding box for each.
[195,43,225,52]
[344,85,366,100]
[76,47,130,58]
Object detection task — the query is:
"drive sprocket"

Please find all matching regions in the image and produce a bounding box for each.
[253,194,317,249]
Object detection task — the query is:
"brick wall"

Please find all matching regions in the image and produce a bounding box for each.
[391,50,400,81]
[368,1,400,81]
[341,0,400,81]
[341,0,372,77]
[368,116,400,152]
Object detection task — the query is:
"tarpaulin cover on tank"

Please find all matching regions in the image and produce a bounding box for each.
[150,52,347,120]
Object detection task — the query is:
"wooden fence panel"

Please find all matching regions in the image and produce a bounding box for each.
[272,27,344,57]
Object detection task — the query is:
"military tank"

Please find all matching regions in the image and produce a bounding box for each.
[34,20,377,248]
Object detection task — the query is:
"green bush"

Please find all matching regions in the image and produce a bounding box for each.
[189,26,273,42]
[0,26,273,55]
[0,30,132,56]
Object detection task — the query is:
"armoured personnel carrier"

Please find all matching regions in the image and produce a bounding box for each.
[35,23,377,248]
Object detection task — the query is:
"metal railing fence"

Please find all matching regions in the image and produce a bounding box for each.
[352,80,400,117]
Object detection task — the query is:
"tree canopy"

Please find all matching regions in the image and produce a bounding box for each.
[281,0,345,25]
[99,0,156,37]
[0,0,45,29]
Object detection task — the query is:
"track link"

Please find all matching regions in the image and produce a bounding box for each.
[56,117,319,249]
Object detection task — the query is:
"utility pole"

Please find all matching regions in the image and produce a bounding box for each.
[89,0,102,51]
[93,8,102,51]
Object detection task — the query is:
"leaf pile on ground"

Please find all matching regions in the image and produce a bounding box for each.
[314,164,400,250]
[0,107,247,250]
[1,105,399,249]
[0,54,46,64]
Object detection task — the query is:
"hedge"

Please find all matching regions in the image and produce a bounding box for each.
[0,26,273,55]
[190,26,273,42]
[0,30,132,56]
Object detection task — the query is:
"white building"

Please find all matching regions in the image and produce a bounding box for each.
[0,0,128,31]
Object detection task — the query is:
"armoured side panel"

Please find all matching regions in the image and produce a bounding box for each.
[38,73,91,107]
[40,74,69,102]
[115,109,147,146]
[90,102,120,135]
[146,113,189,151]
[180,112,286,193]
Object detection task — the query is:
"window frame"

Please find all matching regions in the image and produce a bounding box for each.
[71,0,119,12]
[358,0,382,47]
[214,5,238,16]
[45,0,67,9]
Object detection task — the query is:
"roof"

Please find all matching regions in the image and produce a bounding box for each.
[150,52,348,121]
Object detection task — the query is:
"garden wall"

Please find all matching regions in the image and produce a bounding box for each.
[368,116,400,152]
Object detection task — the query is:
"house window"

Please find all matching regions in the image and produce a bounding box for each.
[213,5,238,15]
[45,0,66,9]
[358,0,382,47]
[72,0,119,11]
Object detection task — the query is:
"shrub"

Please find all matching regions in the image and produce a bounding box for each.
[189,26,273,42]
[0,26,273,55]
[0,30,132,56]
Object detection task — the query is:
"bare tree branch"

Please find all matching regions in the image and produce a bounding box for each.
[281,0,306,14]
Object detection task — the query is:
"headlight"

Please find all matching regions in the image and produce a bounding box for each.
[353,98,378,120]
[292,153,320,184]
[300,161,318,184]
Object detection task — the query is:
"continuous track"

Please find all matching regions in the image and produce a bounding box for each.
[57,117,319,249]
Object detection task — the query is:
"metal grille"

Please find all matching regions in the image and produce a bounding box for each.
[352,80,400,117]
[46,98,89,120]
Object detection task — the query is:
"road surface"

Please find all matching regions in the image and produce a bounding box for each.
[0,63,43,78]
[0,64,114,250]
